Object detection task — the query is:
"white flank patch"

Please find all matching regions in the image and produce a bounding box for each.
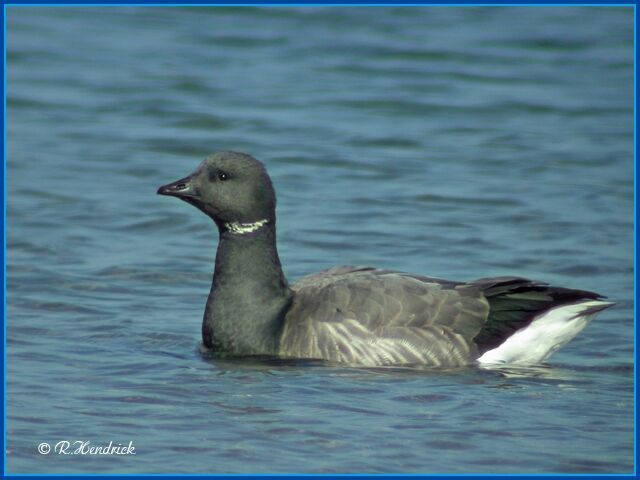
[477,300,613,366]
[225,219,269,235]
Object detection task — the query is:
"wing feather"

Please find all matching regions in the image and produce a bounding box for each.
[279,267,488,366]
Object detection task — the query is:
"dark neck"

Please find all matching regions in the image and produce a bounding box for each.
[203,220,292,355]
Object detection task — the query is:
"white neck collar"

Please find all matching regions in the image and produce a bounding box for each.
[224,219,269,235]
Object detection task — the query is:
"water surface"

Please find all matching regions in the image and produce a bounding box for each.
[6,6,634,474]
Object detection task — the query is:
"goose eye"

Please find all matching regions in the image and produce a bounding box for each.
[217,171,229,181]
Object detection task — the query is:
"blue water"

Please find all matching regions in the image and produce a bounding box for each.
[6,6,634,474]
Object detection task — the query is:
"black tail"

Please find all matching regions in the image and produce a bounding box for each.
[470,276,610,355]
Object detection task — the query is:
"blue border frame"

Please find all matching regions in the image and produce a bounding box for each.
[635,2,638,476]
[1,2,636,479]
[3,0,7,477]
[0,2,638,5]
